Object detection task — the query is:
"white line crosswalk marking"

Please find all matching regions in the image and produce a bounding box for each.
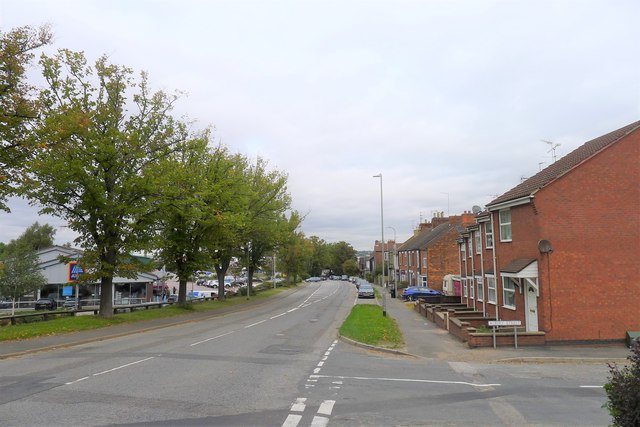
[291,397,307,412]
[317,400,335,415]
[282,414,302,427]
[310,416,329,427]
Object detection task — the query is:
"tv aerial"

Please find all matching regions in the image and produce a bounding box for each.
[541,139,561,162]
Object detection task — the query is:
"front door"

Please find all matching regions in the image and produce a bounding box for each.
[525,285,539,331]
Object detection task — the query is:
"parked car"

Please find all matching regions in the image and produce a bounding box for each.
[305,277,322,282]
[0,299,11,309]
[167,294,178,303]
[357,284,375,299]
[34,298,57,310]
[63,298,81,309]
[401,287,444,301]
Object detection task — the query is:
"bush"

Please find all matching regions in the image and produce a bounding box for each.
[603,340,640,426]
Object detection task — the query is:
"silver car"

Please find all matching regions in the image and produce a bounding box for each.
[357,284,375,299]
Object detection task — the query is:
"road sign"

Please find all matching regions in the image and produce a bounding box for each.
[488,320,521,326]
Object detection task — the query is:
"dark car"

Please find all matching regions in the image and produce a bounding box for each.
[34,298,57,310]
[167,294,178,303]
[0,299,11,309]
[357,284,375,299]
[401,286,444,301]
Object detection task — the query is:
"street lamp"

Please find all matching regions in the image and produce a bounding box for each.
[387,226,397,298]
[373,174,385,287]
[373,173,386,316]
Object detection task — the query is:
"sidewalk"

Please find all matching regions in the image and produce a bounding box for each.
[366,284,631,364]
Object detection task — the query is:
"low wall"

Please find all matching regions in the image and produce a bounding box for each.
[467,331,546,348]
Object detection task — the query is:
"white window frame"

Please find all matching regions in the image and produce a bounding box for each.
[462,278,468,297]
[502,277,516,309]
[474,231,481,254]
[469,276,475,299]
[486,275,496,304]
[460,241,466,260]
[420,276,428,287]
[499,209,512,242]
[485,222,494,248]
[476,276,484,301]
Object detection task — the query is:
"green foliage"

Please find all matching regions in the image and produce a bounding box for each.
[339,304,404,348]
[603,340,640,426]
[22,49,192,316]
[0,246,47,306]
[0,25,53,210]
[2,222,55,259]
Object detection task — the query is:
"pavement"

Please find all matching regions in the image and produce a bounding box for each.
[353,283,631,365]
[0,282,633,365]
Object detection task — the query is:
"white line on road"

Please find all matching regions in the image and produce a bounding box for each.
[65,376,89,385]
[317,400,335,415]
[310,416,329,427]
[290,397,306,412]
[282,414,302,427]
[310,374,500,388]
[93,357,155,377]
[580,385,604,388]
[245,319,267,328]
[190,330,235,346]
[270,312,287,319]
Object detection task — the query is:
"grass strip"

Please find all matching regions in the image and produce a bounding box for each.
[339,304,404,349]
[0,285,291,341]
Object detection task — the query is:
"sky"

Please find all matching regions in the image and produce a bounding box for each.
[1,0,639,251]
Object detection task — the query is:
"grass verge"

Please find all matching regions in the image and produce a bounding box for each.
[0,285,292,341]
[339,304,404,349]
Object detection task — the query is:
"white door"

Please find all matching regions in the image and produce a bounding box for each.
[525,285,539,331]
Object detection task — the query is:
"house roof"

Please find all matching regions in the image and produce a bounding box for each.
[397,222,455,251]
[487,120,640,208]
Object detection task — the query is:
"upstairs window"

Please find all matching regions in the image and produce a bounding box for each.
[485,222,494,248]
[499,209,512,242]
[460,241,466,260]
[474,232,481,254]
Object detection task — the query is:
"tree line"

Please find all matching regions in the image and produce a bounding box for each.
[0,25,358,317]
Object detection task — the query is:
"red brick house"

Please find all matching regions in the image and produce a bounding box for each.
[397,213,474,290]
[458,120,640,343]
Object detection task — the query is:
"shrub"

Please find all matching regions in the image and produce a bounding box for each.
[603,340,640,426]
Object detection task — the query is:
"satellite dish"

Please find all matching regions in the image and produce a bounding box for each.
[472,205,482,214]
[538,239,553,254]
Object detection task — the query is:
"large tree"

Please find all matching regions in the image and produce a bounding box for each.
[2,222,56,259]
[240,158,291,296]
[0,25,52,210]
[22,50,189,317]
[0,243,47,315]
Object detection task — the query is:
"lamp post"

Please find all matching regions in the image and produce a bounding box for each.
[373,173,386,316]
[373,173,385,287]
[387,226,397,298]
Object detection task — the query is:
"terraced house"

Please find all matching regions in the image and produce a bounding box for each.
[457,120,640,344]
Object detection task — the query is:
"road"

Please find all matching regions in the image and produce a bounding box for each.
[0,280,612,426]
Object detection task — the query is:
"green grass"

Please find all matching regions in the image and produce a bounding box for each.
[0,285,292,341]
[339,304,404,349]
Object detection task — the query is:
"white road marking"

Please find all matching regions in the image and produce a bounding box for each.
[580,385,603,388]
[282,414,302,427]
[317,361,325,367]
[313,367,321,374]
[245,319,267,328]
[287,308,299,313]
[190,331,235,346]
[310,416,329,427]
[290,397,306,412]
[317,400,335,415]
[270,312,287,319]
[310,374,500,388]
[65,376,89,385]
[93,357,155,377]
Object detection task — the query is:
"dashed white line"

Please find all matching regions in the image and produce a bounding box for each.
[282,414,302,427]
[270,312,287,319]
[580,385,603,388]
[191,331,235,346]
[290,397,306,412]
[93,357,155,376]
[317,400,335,415]
[245,319,267,328]
[310,416,329,427]
[65,376,89,385]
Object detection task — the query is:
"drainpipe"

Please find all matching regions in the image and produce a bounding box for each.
[470,234,475,309]
[490,212,499,321]
[479,227,486,317]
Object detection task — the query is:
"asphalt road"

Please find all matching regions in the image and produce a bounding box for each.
[0,280,614,426]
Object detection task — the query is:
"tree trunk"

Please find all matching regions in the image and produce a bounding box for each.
[99,275,114,318]
[178,278,188,304]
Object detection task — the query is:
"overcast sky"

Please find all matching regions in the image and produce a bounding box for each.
[1,0,639,250]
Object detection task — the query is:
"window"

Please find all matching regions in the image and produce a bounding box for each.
[469,277,475,299]
[422,256,426,268]
[502,277,516,309]
[474,232,481,254]
[485,222,493,248]
[420,276,428,287]
[462,278,468,297]
[499,209,512,241]
[468,239,472,258]
[487,275,496,304]
[460,241,466,259]
[476,276,484,301]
